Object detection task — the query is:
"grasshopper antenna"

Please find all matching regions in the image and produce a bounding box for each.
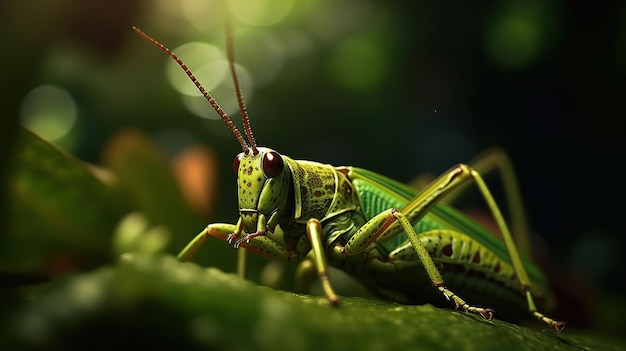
[226,21,258,155]
[132,26,250,153]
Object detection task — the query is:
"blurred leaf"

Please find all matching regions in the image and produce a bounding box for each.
[101,129,206,255]
[2,128,128,277]
[4,255,623,351]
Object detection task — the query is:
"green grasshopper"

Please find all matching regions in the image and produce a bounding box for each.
[133,26,565,332]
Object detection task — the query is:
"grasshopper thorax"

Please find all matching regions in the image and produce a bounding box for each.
[234,147,292,234]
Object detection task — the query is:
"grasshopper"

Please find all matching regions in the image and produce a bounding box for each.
[132,26,565,332]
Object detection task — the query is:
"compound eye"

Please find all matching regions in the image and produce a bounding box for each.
[262,151,283,178]
[233,152,244,174]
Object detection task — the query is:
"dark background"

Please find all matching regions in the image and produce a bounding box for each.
[1,0,624,333]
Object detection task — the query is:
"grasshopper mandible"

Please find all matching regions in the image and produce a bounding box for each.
[132,26,565,332]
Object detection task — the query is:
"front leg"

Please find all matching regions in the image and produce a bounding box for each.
[178,222,290,263]
[178,223,238,261]
[178,222,293,292]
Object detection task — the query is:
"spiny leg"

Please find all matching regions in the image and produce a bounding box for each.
[409,148,531,257]
[178,223,238,261]
[405,163,564,331]
[305,219,340,306]
[340,208,494,320]
[178,222,291,280]
[397,210,494,320]
[458,148,530,257]
[345,164,564,330]
[463,166,564,331]
[177,222,246,279]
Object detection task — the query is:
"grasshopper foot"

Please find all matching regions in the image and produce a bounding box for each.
[233,231,266,248]
[328,295,341,307]
[437,285,495,321]
[554,321,566,333]
[479,308,495,321]
[533,310,566,332]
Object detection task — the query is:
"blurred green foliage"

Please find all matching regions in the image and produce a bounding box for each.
[4,255,625,351]
[2,129,125,276]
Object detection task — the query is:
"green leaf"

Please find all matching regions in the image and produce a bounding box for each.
[4,255,623,351]
[102,129,205,255]
[2,128,128,276]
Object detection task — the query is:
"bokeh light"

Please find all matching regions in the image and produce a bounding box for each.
[228,0,294,27]
[230,28,285,88]
[180,62,254,120]
[19,85,78,141]
[483,2,551,70]
[306,0,373,42]
[179,0,228,33]
[329,35,389,91]
[166,42,228,97]
[275,29,316,81]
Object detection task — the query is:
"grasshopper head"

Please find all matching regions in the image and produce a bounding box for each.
[131,27,286,242]
[233,147,291,234]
